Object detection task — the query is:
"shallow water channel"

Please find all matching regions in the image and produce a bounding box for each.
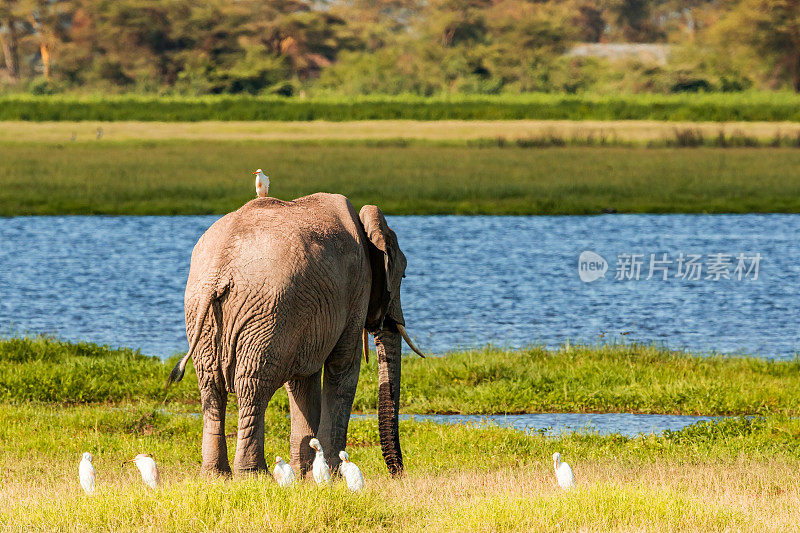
[351,412,725,437]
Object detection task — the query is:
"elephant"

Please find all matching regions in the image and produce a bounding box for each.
[167,192,424,478]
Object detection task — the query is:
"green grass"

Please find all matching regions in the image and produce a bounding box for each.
[358,345,800,416]
[3,337,799,415]
[1,337,799,531]
[0,403,797,531]
[4,92,800,121]
[4,142,800,215]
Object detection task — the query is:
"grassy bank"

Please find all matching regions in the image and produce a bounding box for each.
[0,404,800,532]
[4,93,800,122]
[1,405,799,531]
[4,143,800,215]
[2,337,799,530]
[3,337,799,415]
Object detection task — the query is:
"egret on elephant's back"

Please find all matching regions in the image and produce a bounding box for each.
[166,193,425,479]
[253,169,269,197]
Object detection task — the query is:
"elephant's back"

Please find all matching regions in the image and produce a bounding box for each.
[228,192,363,273]
[193,193,363,270]
[192,191,367,316]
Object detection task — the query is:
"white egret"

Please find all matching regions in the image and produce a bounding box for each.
[338,451,365,492]
[273,456,295,487]
[125,453,161,490]
[552,452,575,490]
[79,452,96,495]
[253,169,269,198]
[309,438,331,485]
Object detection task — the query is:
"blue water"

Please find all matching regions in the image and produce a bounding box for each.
[353,413,725,438]
[0,214,797,358]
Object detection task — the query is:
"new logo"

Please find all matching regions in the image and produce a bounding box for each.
[578,251,607,282]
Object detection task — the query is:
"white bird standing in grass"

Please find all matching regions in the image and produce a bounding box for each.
[553,452,575,490]
[125,454,161,490]
[338,451,365,492]
[79,452,96,495]
[309,438,331,485]
[273,456,295,487]
[254,169,269,197]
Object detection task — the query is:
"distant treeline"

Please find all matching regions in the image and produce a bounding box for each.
[3,93,800,122]
[0,1,798,96]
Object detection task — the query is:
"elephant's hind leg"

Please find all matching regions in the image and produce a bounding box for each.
[285,369,322,477]
[199,375,232,476]
[319,324,363,473]
[233,374,282,474]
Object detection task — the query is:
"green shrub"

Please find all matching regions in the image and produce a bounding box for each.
[2,92,800,122]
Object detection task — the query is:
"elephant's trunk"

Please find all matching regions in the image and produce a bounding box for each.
[374,325,403,476]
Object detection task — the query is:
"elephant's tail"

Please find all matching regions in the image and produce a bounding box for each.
[166,292,215,387]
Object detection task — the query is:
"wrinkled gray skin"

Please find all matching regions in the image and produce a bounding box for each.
[169,193,410,477]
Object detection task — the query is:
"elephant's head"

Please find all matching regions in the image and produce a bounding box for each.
[359,205,424,477]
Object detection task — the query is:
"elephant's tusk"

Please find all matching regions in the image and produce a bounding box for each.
[396,324,426,358]
[362,328,370,364]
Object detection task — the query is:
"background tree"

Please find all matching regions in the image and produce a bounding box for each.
[0,0,796,95]
[482,0,575,91]
[714,0,800,91]
[17,0,63,79]
[329,0,419,52]
[603,0,663,41]
[0,0,21,82]
[570,0,607,42]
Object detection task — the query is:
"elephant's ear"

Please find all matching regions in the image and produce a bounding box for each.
[359,204,407,330]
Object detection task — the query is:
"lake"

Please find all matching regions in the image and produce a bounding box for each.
[0,214,796,359]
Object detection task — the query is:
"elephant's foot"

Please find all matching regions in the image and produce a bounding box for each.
[201,462,232,478]
[200,435,231,478]
[233,466,268,478]
[233,455,268,476]
[290,458,314,480]
[288,434,317,478]
[233,461,268,477]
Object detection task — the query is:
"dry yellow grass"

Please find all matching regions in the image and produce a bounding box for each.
[2,458,797,532]
[2,119,800,143]
[390,461,799,532]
